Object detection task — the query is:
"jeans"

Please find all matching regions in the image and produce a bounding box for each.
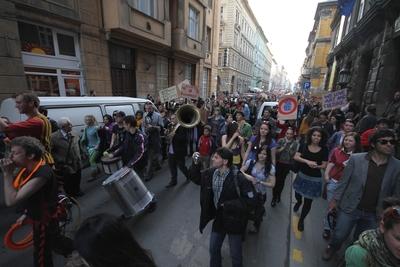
[209,231,243,267]
[329,208,378,250]
[323,179,338,230]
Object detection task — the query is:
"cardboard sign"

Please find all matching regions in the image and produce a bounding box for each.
[277,95,298,120]
[159,86,178,103]
[178,79,199,99]
[322,89,347,111]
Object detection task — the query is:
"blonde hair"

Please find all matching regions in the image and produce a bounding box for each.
[84,115,97,126]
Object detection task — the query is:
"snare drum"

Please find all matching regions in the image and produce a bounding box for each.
[102,167,154,217]
[101,156,123,175]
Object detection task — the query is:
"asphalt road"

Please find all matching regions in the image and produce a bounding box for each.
[0,161,345,267]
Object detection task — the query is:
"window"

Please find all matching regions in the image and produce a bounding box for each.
[219,28,223,43]
[208,0,212,8]
[105,105,135,116]
[130,0,156,18]
[206,27,212,53]
[345,14,352,35]
[201,68,210,98]
[26,74,59,96]
[157,56,169,91]
[236,10,240,24]
[25,67,83,96]
[19,22,55,55]
[18,21,83,96]
[223,48,229,67]
[185,64,195,84]
[220,6,223,21]
[188,6,200,40]
[218,52,223,66]
[48,106,103,127]
[357,0,365,22]
[57,33,76,56]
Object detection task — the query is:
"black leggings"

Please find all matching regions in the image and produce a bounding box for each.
[295,192,313,221]
[273,162,291,200]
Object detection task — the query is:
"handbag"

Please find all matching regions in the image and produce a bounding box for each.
[222,170,250,234]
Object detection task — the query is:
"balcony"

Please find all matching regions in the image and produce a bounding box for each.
[301,67,311,78]
[102,0,171,49]
[172,28,205,59]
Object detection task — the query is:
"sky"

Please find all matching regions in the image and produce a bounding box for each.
[248,0,329,84]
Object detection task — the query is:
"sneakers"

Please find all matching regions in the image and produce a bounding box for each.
[271,199,277,207]
[322,246,336,261]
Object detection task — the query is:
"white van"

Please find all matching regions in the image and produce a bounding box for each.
[0,96,156,135]
[257,101,278,119]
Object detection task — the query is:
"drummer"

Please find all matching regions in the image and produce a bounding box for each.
[108,116,146,174]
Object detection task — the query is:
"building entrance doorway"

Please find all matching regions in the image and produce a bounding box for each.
[109,43,136,97]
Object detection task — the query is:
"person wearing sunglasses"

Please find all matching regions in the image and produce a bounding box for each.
[323,129,400,261]
[345,197,400,266]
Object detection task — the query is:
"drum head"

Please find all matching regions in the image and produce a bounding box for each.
[102,167,130,185]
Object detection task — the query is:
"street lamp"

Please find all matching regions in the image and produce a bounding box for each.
[337,66,351,89]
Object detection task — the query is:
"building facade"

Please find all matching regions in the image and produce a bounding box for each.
[0,0,221,100]
[217,0,272,93]
[325,0,400,114]
[0,0,111,99]
[300,1,337,93]
[252,26,272,90]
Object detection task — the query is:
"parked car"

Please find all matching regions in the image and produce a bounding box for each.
[0,96,157,135]
[257,101,278,119]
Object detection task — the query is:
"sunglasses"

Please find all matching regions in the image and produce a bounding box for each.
[377,139,396,145]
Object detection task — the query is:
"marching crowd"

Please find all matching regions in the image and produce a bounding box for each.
[1,90,400,266]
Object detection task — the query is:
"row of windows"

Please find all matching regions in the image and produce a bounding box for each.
[334,0,367,48]
[235,9,255,43]
[218,49,252,75]
[233,31,253,59]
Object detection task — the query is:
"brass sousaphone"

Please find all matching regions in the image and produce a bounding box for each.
[175,104,201,128]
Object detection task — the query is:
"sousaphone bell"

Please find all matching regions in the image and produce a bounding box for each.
[176,104,201,128]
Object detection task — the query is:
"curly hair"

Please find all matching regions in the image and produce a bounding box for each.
[10,136,44,160]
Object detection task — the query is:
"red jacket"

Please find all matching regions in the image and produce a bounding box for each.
[360,128,375,151]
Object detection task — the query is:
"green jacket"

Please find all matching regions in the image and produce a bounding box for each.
[345,244,368,267]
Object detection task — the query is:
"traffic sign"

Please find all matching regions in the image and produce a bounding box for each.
[303,81,311,90]
[278,96,298,120]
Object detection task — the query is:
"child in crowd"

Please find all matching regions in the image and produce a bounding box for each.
[197,125,215,169]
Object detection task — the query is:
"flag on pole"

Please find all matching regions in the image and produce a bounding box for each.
[338,0,356,16]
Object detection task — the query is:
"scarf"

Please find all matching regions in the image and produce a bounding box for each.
[355,229,400,267]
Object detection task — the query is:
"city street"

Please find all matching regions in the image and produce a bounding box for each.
[0,161,340,267]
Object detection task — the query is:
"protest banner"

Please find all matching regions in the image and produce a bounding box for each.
[159,86,178,103]
[178,79,200,99]
[277,95,298,120]
[322,89,347,111]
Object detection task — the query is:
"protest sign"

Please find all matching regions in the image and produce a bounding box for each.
[322,89,347,111]
[178,79,199,99]
[159,86,178,102]
[277,95,298,120]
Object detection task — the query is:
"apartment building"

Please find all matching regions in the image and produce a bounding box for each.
[217,0,272,93]
[0,0,110,99]
[325,0,400,114]
[0,0,221,100]
[300,1,337,93]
